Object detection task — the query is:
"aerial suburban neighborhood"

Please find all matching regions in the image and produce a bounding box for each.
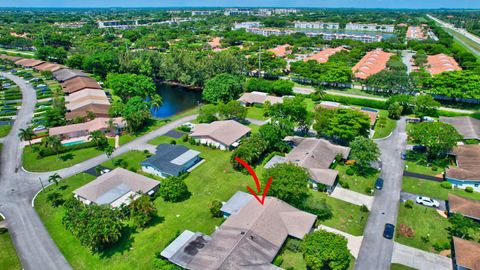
[0,2,479,270]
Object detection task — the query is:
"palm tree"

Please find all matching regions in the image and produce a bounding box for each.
[88,130,103,147]
[45,135,62,159]
[104,145,115,158]
[18,127,35,146]
[48,173,62,186]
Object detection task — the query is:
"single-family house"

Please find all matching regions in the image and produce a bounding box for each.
[220,191,253,217]
[52,68,88,82]
[446,145,480,192]
[161,194,316,269]
[190,120,251,150]
[0,54,23,62]
[265,136,350,192]
[237,91,283,106]
[49,117,125,139]
[141,144,201,178]
[73,168,159,208]
[448,194,480,221]
[65,103,111,120]
[268,44,292,57]
[65,88,110,112]
[34,62,64,72]
[61,76,102,94]
[440,116,480,141]
[303,47,345,63]
[452,237,480,270]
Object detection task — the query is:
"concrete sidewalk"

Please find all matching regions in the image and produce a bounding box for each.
[392,242,452,270]
[330,187,374,210]
[317,225,363,258]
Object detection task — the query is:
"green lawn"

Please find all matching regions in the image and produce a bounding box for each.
[246,106,266,120]
[101,150,151,174]
[119,107,198,146]
[444,28,480,59]
[0,125,11,137]
[304,98,316,112]
[0,229,22,270]
[326,88,387,99]
[336,164,378,196]
[402,176,480,201]
[404,151,447,177]
[391,263,417,270]
[396,202,450,253]
[23,146,105,172]
[373,110,397,139]
[313,192,368,236]
[247,123,261,134]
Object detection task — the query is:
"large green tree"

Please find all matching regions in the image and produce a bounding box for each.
[408,122,462,159]
[159,176,190,202]
[264,163,310,207]
[349,136,380,174]
[217,100,247,121]
[202,73,244,103]
[122,96,151,132]
[302,230,351,270]
[129,194,157,228]
[413,95,440,118]
[313,108,371,144]
[106,73,160,103]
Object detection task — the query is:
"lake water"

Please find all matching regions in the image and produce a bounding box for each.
[150,84,202,118]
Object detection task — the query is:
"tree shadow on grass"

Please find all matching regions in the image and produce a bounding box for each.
[98,226,136,259]
[59,153,74,162]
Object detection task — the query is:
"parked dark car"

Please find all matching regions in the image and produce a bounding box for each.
[375,178,384,190]
[413,145,426,152]
[400,152,407,160]
[383,223,395,239]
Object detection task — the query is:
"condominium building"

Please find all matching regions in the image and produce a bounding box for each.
[246,27,295,36]
[406,26,427,40]
[318,32,382,43]
[294,21,340,30]
[346,23,395,33]
[233,21,261,30]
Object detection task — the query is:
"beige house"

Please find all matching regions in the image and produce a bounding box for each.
[65,88,110,111]
[452,237,480,270]
[49,117,125,139]
[162,193,316,269]
[15,58,45,68]
[190,120,251,150]
[73,168,159,208]
[237,91,284,106]
[440,116,480,140]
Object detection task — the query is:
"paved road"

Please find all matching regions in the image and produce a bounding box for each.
[355,118,407,270]
[400,191,446,211]
[392,242,452,270]
[0,72,72,270]
[330,187,374,210]
[0,72,198,269]
[401,51,416,74]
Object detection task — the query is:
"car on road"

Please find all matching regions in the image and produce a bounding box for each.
[100,168,111,175]
[415,196,440,208]
[383,223,395,239]
[33,125,45,132]
[375,178,384,190]
[400,152,407,160]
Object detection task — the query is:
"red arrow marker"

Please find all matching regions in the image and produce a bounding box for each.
[235,157,272,205]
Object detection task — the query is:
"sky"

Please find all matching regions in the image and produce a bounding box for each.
[1,0,480,9]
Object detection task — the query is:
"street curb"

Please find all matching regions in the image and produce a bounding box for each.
[31,183,53,208]
[373,131,393,141]
[0,212,5,220]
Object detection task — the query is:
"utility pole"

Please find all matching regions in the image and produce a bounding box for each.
[38,177,45,192]
[258,46,262,78]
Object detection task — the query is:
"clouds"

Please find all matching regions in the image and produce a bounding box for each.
[1,0,479,8]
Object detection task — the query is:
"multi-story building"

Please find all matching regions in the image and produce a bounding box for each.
[345,23,395,33]
[294,21,340,30]
[233,21,262,30]
[273,8,298,14]
[97,20,139,29]
[308,32,382,43]
[191,10,216,16]
[224,8,252,16]
[246,28,295,36]
[406,26,427,40]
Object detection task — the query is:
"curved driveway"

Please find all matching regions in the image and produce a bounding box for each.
[0,72,197,269]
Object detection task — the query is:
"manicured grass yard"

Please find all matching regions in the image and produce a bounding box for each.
[247,123,261,134]
[23,146,105,172]
[404,161,443,177]
[0,224,22,270]
[277,244,355,270]
[396,203,450,253]
[336,164,378,196]
[246,106,266,120]
[402,176,480,201]
[304,98,316,112]
[0,125,12,137]
[373,110,397,139]
[313,192,368,236]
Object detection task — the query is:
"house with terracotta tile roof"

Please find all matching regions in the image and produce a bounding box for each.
[208,37,221,49]
[49,117,124,139]
[65,103,110,120]
[406,26,426,40]
[446,144,480,192]
[0,54,23,62]
[268,44,292,57]
[14,58,45,68]
[34,62,64,72]
[352,49,393,79]
[303,47,345,63]
[61,76,102,94]
[448,194,480,221]
[452,237,480,270]
[190,120,251,150]
[426,54,462,75]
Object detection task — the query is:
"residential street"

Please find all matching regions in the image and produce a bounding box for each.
[392,242,452,270]
[0,72,198,269]
[355,118,407,270]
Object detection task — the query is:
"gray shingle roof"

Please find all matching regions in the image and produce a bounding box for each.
[52,68,88,82]
[141,144,200,176]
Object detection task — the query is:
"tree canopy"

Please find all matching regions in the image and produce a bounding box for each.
[302,230,351,270]
[408,122,462,159]
[106,73,159,102]
[264,163,310,207]
[349,136,380,174]
[313,108,371,144]
[202,73,244,104]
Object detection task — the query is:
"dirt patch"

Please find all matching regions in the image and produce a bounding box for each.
[398,223,415,238]
[439,249,451,257]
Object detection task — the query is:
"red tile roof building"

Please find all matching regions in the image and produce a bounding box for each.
[268,44,292,57]
[426,53,462,75]
[303,47,345,63]
[352,49,393,79]
[406,26,426,40]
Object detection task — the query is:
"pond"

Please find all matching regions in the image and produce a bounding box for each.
[150,83,202,118]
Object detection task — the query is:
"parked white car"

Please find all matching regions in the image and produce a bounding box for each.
[415,196,440,208]
[33,125,46,132]
[100,169,111,175]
